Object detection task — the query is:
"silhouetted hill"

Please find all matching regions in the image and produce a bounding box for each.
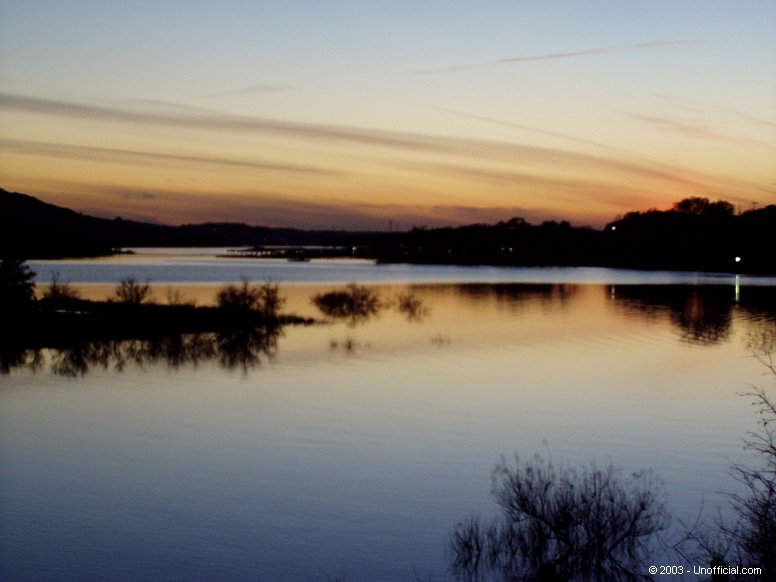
[0,188,356,258]
[1,189,115,257]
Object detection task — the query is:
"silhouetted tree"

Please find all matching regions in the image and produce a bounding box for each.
[0,257,36,310]
[728,388,776,579]
[165,287,195,307]
[41,271,81,305]
[114,277,152,304]
[724,332,776,579]
[672,197,735,218]
[451,454,666,581]
[255,282,285,319]
[673,329,776,580]
[217,278,263,311]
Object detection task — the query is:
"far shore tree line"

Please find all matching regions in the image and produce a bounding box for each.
[2,188,775,272]
[361,196,775,273]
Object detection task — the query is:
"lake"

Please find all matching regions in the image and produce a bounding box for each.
[2,251,776,580]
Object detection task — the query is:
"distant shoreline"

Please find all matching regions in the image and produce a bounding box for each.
[3,188,776,274]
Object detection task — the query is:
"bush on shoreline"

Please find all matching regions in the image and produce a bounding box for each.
[114,277,153,304]
[451,455,666,581]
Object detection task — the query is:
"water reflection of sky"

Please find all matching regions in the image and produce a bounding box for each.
[28,251,776,286]
[2,280,775,581]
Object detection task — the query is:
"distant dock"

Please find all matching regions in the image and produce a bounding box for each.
[219,245,360,261]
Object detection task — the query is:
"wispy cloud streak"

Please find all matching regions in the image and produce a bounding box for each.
[0,138,339,175]
[499,40,701,64]
[630,114,730,141]
[416,40,702,74]
[1,91,733,180]
[427,105,623,152]
[2,91,765,228]
[0,93,438,152]
[199,84,297,98]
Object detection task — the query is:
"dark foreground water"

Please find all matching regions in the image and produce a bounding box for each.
[2,252,775,580]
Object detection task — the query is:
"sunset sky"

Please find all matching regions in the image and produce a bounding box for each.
[1,1,774,230]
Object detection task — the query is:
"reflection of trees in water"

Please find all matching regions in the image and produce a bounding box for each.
[448,283,775,347]
[0,346,45,375]
[312,284,384,326]
[394,292,430,322]
[216,326,279,372]
[729,383,776,579]
[3,326,282,377]
[328,336,365,354]
[609,285,776,346]
[746,323,776,366]
[670,290,732,345]
[453,283,578,311]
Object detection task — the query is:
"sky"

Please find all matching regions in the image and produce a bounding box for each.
[0,1,774,230]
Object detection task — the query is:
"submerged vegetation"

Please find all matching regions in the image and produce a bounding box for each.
[312,283,382,324]
[217,278,286,319]
[312,284,429,325]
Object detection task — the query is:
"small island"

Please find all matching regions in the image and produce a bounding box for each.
[0,260,316,374]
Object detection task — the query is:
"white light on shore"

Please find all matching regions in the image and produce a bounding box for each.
[735,256,741,262]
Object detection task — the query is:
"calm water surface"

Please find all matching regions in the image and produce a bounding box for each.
[2,251,776,580]
[27,248,776,287]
